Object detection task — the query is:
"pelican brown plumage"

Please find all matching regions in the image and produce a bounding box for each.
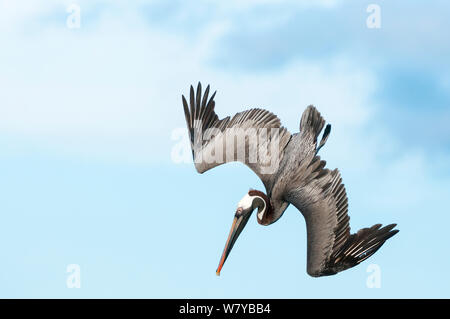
[182,82,399,277]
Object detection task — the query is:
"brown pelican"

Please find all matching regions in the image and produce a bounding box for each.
[182,82,399,277]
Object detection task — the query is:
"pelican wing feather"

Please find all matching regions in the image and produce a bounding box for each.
[182,82,291,190]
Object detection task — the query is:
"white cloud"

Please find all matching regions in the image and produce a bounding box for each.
[0,1,370,164]
[1,0,448,221]
[213,0,339,11]
[1,1,449,264]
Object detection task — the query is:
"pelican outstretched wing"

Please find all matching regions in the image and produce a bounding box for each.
[182,83,291,189]
[285,107,399,277]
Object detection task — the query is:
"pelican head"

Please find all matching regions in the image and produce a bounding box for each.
[216,190,270,276]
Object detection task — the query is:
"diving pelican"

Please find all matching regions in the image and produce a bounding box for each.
[182,83,398,277]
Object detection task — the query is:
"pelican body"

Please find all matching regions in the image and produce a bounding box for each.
[182,83,398,277]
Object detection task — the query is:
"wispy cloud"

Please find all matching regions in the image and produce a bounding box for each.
[1,0,450,298]
[0,0,372,164]
[0,0,449,212]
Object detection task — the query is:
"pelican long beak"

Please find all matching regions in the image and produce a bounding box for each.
[216,208,252,276]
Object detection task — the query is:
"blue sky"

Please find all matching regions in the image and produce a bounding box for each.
[0,0,449,298]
